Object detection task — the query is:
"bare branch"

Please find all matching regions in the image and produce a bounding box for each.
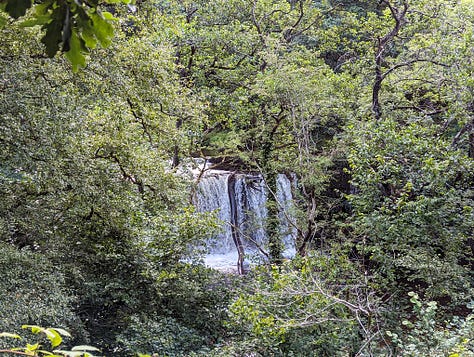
[126,98,154,147]
[382,58,449,79]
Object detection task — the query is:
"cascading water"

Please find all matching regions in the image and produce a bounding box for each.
[195,169,296,272]
[194,171,233,253]
[234,174,267,253]
[277,173,297,257]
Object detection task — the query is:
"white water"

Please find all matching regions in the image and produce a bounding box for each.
[195,171,234,254]
[195,170,296,271]
[234,174,267,253]
[277,173,297,258]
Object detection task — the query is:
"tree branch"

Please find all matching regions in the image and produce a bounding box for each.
[372,0,409,120]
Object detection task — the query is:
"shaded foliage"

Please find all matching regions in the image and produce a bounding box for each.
[0,0,473,356]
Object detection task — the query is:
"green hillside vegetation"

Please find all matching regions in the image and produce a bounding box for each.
[0,0,473,356]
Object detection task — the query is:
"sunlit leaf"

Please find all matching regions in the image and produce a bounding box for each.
[0,332,21,339]
[45,329,62,348]
[102,11,117,21]
[22,325,43,334]
[54,351,93,357]
[50,328,71,338]
[71,345,101,352]
[34,1,54,16]
[90,12,114,47]
[26,342,40,351]
[19,14,51,27]
[65,29,87,72]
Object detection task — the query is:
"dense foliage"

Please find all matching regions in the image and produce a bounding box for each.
[1,0,473,356]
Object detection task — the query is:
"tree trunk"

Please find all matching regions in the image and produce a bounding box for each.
[265,171,283,263]
[371,1,408,120]
[228,173,246,274]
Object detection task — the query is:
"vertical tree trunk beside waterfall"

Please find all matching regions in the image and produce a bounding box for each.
[264,172,283,263]
[227,173,246,273]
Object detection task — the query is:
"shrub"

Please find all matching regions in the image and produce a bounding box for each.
[0,243,85,347]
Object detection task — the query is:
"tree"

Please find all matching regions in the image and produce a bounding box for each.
[162,0,356,262]
[347,118,474,302]
[1,0,474,355]
[0,0,131,71]
[342,0,474,307]
[0,8,226,355]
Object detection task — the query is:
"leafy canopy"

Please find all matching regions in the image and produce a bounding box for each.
[0,0,132,71]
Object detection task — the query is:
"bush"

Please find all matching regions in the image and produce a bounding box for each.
[116,314,207,356]
[387,293,474,357]
[0,243,86,347]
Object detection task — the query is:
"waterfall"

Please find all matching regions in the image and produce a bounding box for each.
[234,174,267,253]
[277,173,297,257]
[195,169,296,271]
[194,171,233,254]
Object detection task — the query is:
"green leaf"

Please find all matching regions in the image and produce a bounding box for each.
[26,342,40,351]
[0,332,21,339]
[81,31,98,49]
[4,0,32,19]
[22,324,43,334]
[65,29,87,72]
[50,328,71,338]
[90,12,114,47]
[34,1,54,16]
[81,24,98,49]
[21,326,64,347]
[41,7,64,57]
[71,346,101,352]
[75,13,98,49]
[19,14,52,27]
[102,11,117,21]
[53,351,93,357]
[45,328,63,348]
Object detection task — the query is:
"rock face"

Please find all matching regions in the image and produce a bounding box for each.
[195,169,296,272]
